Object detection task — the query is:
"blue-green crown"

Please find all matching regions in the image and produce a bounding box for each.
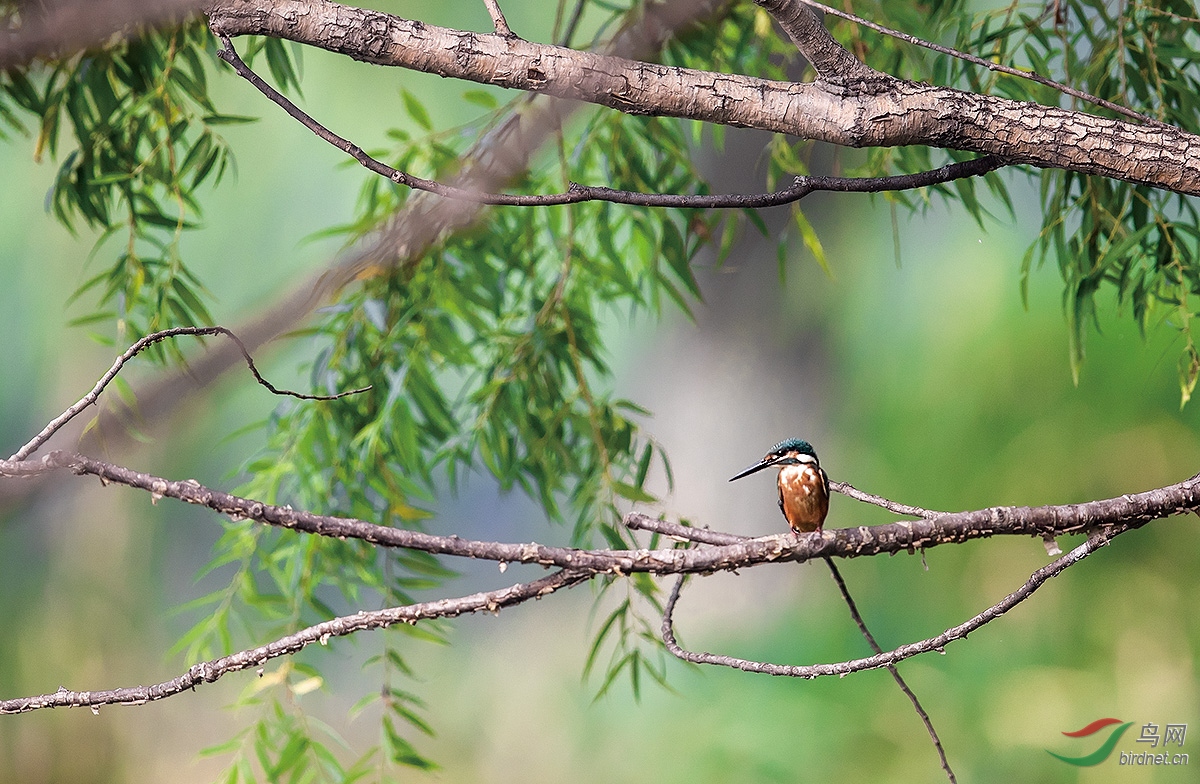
[771,438,816,457]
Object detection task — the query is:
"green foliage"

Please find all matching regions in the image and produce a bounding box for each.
[826,0,1200,400]
[0,20,305,354]
[171,1,714,773]
[584,571,679,701]
[232,99,697,707]
[1,20,239,349]
[988,0,1200,400]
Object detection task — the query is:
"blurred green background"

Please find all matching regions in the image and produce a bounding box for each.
[0,1,1197,782]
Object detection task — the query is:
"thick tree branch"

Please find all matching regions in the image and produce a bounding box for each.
[206,0,1200,196]
[216,31,1007,208]
[0,568,590,714]
[661,523,1134,678]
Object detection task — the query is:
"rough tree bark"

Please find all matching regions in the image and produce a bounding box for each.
[206,0,1200,195]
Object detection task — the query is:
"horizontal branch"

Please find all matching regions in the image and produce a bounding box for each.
[623,479,946,547]
[207,0,1200,196]
[214,33,1008,208]
[3,450,1196,578]
[661,524,1133,678]
[0,569,590,714]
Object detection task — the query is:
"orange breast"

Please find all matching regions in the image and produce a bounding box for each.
[777,465,829,533]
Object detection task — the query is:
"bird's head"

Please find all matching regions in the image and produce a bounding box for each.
[729,438,819,482]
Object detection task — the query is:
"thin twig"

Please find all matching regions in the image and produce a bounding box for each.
[481,0,514,36]
[0,568,590,714]
[796,0,1167,128]
[661,524,1136,678]
[8,326,369,462]
[624,513,954,779]
[828,480,945,518]
[623,516,749,545]
[823,557,956,783]
[214,35,1009,209]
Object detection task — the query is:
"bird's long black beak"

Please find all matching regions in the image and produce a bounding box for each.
[728,456,781,482]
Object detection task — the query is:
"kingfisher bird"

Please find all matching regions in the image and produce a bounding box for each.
[730,438,829,534]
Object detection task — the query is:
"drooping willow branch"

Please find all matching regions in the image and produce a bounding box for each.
[213,33,1009,210]
[0,0,729,509]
